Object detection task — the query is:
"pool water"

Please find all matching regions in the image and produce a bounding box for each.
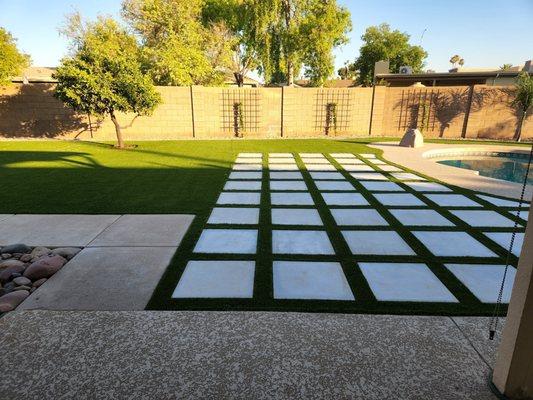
[438,157,532,185]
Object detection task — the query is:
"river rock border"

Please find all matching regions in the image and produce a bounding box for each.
[0,244,81,313]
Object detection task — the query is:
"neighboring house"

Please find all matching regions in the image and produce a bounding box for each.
[294,79,359,88]
[375,60,533,87]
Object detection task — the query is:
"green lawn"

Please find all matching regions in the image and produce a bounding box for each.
[1,138,526,316]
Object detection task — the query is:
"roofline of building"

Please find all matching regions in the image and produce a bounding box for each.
[376,71,532,80]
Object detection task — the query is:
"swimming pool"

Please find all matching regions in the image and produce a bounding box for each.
[437,156,532,185]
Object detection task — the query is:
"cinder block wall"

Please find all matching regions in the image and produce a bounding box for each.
[0,83,531,140]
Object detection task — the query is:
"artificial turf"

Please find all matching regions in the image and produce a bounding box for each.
[0,138,528,316]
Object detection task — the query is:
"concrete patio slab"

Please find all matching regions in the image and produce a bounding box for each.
[299,153,324,157]
[341,164,375,172]
[377,164,404,172]
[390,172,426,181]
[172,261,255,298]
[314,180,355,191]
[413,231,497,257]
[331,209,388,226]
[310,172,345,180]
[360,181,404,192]
[450,210,516,227]
[0,214,13,222]
[217,192,261,205]
[509,210,529,220]
[194,229,257,254]
[228,171,262,180]
[18,246,177,310]
[301,158,330,164]
[269,157,296,163]
[271,192,314,206]
[390,209,454,227]
[273,261,354,300]
[238,153,262,157]
[224,180,262,191]
[0,310,498,400]
[233,163,263,171]
[404,181,452,192]
[269,163,299,171]
[373,193,426,206]
[207,207,260,225]
[235,157,263,164]
[359,263,458,302]
[0,214,120,247]
[87,215,194,247]
[446,264,516,303]
[271,208,323,226]
[350,172,389,181]
[369,159,387,165]
[330,152,356,157]
[425,194,482,208]
[477,194,527,208]
[483,232,525,256]
[272,230,334,255]
[333,158,365,164]
[269,153,293,157]
[270,180,307,191]
[269,171,303,180]
[321,193,368,206]
[342,231,415,255]
[305,164,337,171]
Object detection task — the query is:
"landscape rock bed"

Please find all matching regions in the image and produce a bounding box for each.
[0,244,81,313]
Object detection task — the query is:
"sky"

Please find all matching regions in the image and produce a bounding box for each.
[1,0,532,75]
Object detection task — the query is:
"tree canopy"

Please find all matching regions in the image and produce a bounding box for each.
[350,23,427,86]
[512,71,533,141]
[0,27,30,85]
[54,16,161,148]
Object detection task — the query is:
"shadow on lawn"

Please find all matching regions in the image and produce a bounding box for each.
[0,151,103,168]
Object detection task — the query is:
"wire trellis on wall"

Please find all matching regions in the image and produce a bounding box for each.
[397,89,438,132]
[314,89,353,135]
[220,89,261,135]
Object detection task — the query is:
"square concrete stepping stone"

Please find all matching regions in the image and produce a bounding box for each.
[269,153,293,157]
[233,163,263,171]
[425,194,481,208]
[477,194,526,208]
[404,182,452,192]
[360,153,377,157]
[360,181,404,192]
[172,261,255,298]
[445,264,516,303]
[350,172,389,181]
[330,153,355,158]
[299,153,324,157]
[217,192,261,205]
[270,180,307,191]
[0,214,120,247]
[229,171,262,180]
[369,159,387,165]
[18,247,178,311]
[331,209,388,226]
[272,230,334,254]
[238,153,262,158]
[413,231,496,257]
[269,158,295,164]
[207,208,260,225]
[450,210,516,227]
[322,193,368,206]
[235,158,263,164]
[315,181,355,191]
[273,261,354,300]
[0,214,13,222]
[305,164,337,171]
[271,192,314,205]
[194,229,257,254]
[310,172,345,180]
[484,232,525,256]
[377,165,404,172]
[509,210,529,220]
[341,164,375,172]
[89,215,194,247]
[270,171,303,180]
[271,208,323,226]
[342,231,415,255]
[301,158,330,164]
[373,193,426,206]
[334,158,365,164]
[390,172,426,181]
[359,263,457,302]
[269,163,299,171]
[224,180,262,191]
[390,210,454,227]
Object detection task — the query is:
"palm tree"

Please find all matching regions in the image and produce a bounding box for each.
[512,72,533,142]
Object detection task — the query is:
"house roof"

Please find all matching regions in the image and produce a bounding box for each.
[376,70,531,82]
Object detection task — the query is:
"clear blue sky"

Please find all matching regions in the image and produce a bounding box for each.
[1,0,532,74]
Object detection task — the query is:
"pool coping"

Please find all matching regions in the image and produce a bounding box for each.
[369,142,532,201]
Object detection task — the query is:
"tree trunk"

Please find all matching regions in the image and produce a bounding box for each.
[234,72,244,87]
[110,111,124,148]
[287,61,294,86]
[514,110,526,142]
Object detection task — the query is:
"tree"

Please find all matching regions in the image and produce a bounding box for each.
[338,62,357,80]
[449,54,464,68]
[122,0,228,86]
[246,0,351,86]
[512,72,533,142]
[350,24,427,86]
[54,16,161,148]
[500,63,513,71]
[0,27,30,85]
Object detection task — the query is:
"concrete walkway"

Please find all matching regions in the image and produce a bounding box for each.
[0,214,194,310]
[0,310,501,400]
[370,142,533,200]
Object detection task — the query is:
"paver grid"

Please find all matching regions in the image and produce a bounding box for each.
[156,150,529,314]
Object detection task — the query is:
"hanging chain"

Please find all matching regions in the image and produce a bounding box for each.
[489,143,533,340]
